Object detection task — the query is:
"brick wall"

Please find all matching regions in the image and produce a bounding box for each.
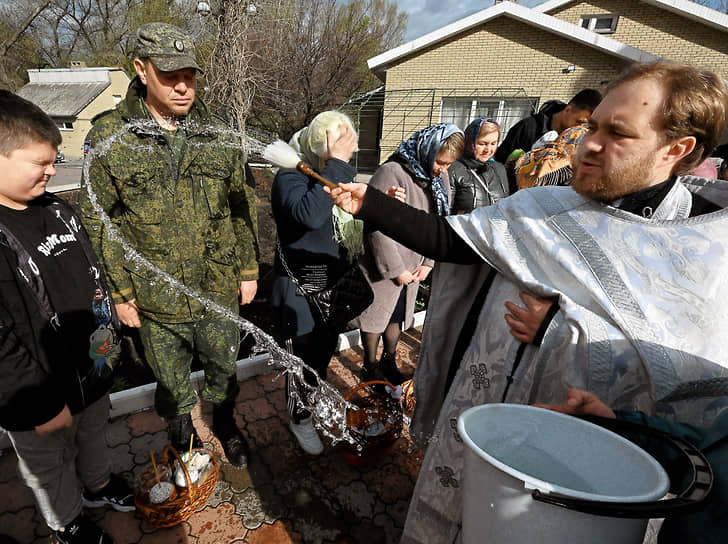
[548,0,728,77]
[379,17,626,160]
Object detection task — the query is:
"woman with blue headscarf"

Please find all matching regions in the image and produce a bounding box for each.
[449,118,509,214]
[356,123,464,385]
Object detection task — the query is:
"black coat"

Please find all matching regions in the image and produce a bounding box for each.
[0,194,118,431]
[270,158,356,338]
[494,100,566,163]
[449,157,509,214]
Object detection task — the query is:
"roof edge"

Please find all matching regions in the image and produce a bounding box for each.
[535,0,728,33]
[367,1,658,73]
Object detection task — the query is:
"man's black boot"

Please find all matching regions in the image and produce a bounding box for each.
[379,352,407,386]
[167,413,202,452]
[212,403,250,467]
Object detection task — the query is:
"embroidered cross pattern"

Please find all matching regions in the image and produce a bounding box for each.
[470,363,490,389]
[435,466,459,488]
[449,418,463,442]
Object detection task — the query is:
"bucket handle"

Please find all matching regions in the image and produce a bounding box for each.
[531,415,713,519]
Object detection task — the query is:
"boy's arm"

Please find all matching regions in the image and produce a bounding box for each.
[0,302,67,431]
[79,135,135,306]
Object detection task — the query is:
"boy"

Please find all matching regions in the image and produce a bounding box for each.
[0,90,133,544]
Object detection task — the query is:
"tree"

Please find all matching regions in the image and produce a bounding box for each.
[202,0,407,139]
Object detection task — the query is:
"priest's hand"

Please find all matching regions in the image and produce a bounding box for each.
[536,389,616,419]
[504,291,552,344]
[325,182,368,215]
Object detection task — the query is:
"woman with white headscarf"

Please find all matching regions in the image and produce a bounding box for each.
[270,111,360,455]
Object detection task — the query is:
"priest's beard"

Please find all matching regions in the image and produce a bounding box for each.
[572,150,656,202]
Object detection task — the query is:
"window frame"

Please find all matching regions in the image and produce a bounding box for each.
[579,13,619,34]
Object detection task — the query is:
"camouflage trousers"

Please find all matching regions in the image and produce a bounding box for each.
[139,310,240,418]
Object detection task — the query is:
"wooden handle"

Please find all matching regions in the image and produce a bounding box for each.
[296,161,339,190]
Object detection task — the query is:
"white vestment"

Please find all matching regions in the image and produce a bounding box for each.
[402,177,728,544]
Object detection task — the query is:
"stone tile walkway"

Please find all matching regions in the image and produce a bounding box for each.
[0,329,424,544]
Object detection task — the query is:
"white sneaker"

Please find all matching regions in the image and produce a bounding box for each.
[289,417,324,455]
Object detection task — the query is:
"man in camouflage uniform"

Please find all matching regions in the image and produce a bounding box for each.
[81,23,258,466]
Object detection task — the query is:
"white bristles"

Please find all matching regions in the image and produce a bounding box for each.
[263,139,302,169]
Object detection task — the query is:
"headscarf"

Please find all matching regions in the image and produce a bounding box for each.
[288,111,358,173]
[392,123,463,216]
[288,111,363,258]
[515,124,588,189]
[463,117,498,161]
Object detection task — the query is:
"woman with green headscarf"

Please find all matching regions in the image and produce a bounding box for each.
[270,111,361,455]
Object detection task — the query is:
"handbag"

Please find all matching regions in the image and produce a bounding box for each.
[277,239,374,329]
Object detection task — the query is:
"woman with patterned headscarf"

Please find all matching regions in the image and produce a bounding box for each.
[449,118,509,214]
[356,123,464,385]
[270,111,361,455]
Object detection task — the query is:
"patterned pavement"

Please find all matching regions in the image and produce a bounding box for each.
[0,329,424,544]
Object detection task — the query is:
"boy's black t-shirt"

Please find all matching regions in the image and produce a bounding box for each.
[0,202,104,384]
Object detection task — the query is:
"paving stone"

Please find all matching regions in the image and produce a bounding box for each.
[361,461,415,505]
[0,450,18,484]
[0,466,36,511]
[105,417,132,448]
[100,510,143,543]
[239,397,277,423]
[188,501,247,544]
[246,416,292,450]
[0,508,38,544]
[127,410,167,437]
[257,372,283,393]
[246,519,302,544]
[236,378,266,402]
[235,486,280,529]
[138,523,192,543]
[331,480,377,519]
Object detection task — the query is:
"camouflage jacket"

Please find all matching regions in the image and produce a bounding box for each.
[81,77,259,323]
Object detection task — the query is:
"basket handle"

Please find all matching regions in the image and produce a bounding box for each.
[163,444,196,498]
[345,380,395,401]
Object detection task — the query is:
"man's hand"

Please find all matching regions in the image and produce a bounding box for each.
[35,405,73,434]
[387,185,406,203]
[325,182,368,215]
[116,299,141,328]
[504,291,553,344]
[326,126,358,163]
[239,280,257,305]
[413,265,432,282]
[395,270,417,286]
[536,389,616,419]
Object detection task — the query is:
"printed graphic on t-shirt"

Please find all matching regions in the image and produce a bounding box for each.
[36,231,78,257]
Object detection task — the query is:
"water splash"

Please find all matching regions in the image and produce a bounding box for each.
[82,120,365,447]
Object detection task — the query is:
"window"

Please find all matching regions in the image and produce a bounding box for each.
[580,14,619,34]
[440,97,535,138]
[55,121,74,131]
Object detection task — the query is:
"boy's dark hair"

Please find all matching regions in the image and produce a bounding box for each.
[568,89,602,112]
[0,90,62,156]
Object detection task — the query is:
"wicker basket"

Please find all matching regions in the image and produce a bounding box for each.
[340,380,404,467]
[134,444,218,527]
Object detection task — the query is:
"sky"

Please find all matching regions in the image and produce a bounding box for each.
[398,0,724,42]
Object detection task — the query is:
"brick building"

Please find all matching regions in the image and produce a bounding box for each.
[358,0,728,166]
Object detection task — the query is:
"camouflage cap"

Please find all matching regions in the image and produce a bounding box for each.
[135,23,202,73]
